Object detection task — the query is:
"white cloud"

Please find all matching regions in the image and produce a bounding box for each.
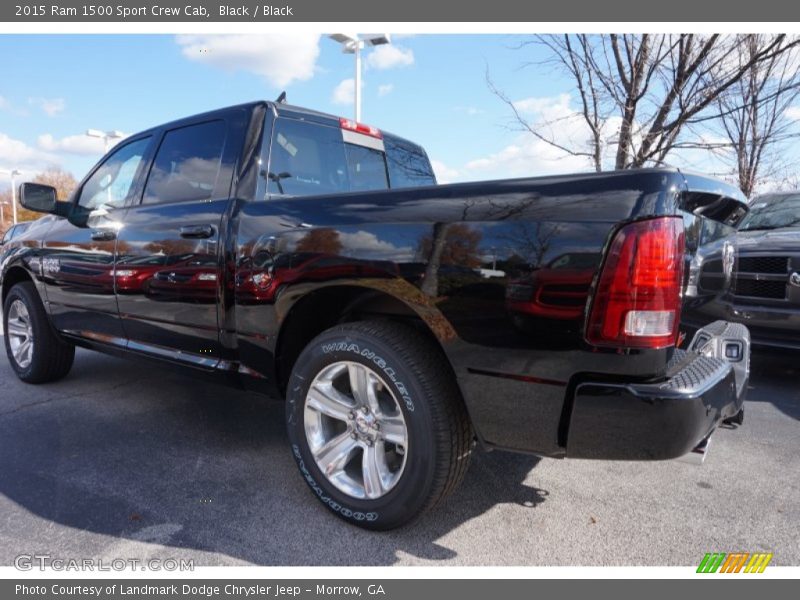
[786,106,800,121]
[455,106,484,116]
[513,94,573,117]
[337,230,412,260]
[175,34,321,88]
[366,45,414,70]
[455,94,602,180]
[377,84,394,97]
[0,132,61,184]
[38,132,126,156]
[332,78,355,106]
[463,135,593,180]
[284,229,411,261]
[430,159,460,184]
[29,97,66,117]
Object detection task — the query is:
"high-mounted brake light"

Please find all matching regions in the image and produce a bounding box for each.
[587,217,685,349]
[339,117,383,139]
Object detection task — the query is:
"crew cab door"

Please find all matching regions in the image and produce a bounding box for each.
[41,135,154,342]
[114,114,245,366]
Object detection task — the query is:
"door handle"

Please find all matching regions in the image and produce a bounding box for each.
[180,224,215,239]
[90,230,116,241]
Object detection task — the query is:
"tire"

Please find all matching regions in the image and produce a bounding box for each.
[3,281,74,383]
[285,320,472,530]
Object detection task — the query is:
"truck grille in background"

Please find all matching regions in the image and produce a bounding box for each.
[699,259,724,293]
[733,278,787,300]
[732,255,791,301]
[738,256,788,274]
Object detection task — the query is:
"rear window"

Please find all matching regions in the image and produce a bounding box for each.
[266,118,434,197]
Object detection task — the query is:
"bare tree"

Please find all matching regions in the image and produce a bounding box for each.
[492,34,800,173]
[712,35,800,197]
[32,166,78,200]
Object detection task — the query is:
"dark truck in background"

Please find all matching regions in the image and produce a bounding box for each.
[685,191,800,350]
[2,101,750,529]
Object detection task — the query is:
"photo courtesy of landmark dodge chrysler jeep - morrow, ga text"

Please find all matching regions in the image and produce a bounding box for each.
[1,100,751,529]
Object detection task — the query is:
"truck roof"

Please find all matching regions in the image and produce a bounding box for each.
[133,100,424,150]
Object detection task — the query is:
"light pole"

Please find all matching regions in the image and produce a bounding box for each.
[86,129,124,153]
[328,33,391,122]
[10,169,20,225]
[1,168,22,226]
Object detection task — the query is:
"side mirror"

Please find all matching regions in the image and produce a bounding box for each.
[19,183,72,218]
[19,183,58,214]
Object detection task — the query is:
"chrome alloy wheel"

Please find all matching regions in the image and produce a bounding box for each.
[304,361,409,500]
[7,299,34,369]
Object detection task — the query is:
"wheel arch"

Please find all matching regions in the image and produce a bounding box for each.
[273,282,461,397]
[1,265,35,307]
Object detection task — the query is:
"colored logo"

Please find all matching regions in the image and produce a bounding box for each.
[697,552,773,573]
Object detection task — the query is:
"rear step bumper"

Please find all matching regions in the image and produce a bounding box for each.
[565,321,749,461]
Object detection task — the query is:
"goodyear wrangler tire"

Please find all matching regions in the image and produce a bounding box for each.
[4,281,74,383]
[285,321,472,530]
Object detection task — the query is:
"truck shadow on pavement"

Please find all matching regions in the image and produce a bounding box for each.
[0,350,546,566]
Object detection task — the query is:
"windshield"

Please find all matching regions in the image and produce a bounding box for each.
[739,194,800,231]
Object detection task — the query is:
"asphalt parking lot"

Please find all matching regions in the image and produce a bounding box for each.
[0,342,797,567]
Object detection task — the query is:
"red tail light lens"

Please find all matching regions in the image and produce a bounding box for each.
[339,117,383,139]
[587,217,685,349]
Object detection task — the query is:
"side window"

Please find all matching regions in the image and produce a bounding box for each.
[385,138,436,188]
[143,120,227,205]
[77,137,152,210]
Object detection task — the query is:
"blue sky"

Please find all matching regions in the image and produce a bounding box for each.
[0,34,592,189]
[0,33,773,192]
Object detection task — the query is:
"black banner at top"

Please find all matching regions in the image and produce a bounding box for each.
[2,0,800,22]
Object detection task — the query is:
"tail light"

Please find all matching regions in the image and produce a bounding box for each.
[587,217,685,349]
[339,117,382,139]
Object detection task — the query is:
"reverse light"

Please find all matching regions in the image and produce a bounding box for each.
[623,310,674,337]
[339,117,383,139]
[587,217,685,349]
[196,273,218,282]
[112,269,135,278]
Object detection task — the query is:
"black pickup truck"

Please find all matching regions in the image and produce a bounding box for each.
[2,101,750,529]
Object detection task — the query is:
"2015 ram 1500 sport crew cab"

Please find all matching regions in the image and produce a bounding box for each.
[2,101,750,529]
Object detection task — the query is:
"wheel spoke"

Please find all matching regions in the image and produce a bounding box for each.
[18,339,32,364]
[348,363,380,412]
[307,382,354,422]
[380,416,407,447]
[313,431,358,477]
[6,320,28,337]
[362,441,388,499]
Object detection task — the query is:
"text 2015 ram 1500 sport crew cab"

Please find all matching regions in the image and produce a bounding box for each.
[2,101,750,529]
